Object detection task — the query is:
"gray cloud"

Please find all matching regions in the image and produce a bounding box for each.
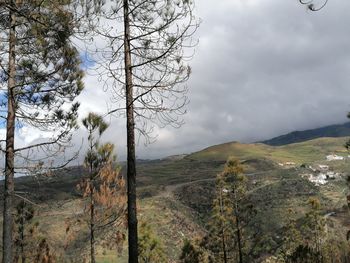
[90,0,350,159]
[5,0,349,164]
[174,0,350,149]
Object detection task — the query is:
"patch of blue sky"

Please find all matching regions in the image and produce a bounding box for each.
[0,91,6,129]
[0,91,26,130]
[80,51,96,70]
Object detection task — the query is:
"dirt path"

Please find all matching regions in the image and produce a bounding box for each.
[157,169,277,198]
[155,178,215,199]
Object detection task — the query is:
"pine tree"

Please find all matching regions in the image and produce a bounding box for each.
[76,112,126,262]
[280,209,302,260]
[13,201,38,263]
[180,238,211,263]
[93,143,127,251]
[0,2,83,262]
[79,1,199,261]
[206,171,235,263]
[223,158,247,263]
[138,222,167,263]
[301,198,326,259]
[81,112,108,263]
[205,158,251,263]
[286,198,326,263]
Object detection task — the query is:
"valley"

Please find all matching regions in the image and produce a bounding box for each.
[1,136,350,262]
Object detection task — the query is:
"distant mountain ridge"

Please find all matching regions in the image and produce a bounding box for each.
[261,122,350,146]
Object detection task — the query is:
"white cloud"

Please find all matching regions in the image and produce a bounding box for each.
[17,126,53,146]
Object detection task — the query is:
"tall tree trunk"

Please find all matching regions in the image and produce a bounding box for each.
[123,0,138,262]
[219,191,228,263]
[235,213,243,263]
[2,6,17,263]
[90,182,95,263]
[233,188,243,263]
[20,215,25,263]
[89,131,96,263]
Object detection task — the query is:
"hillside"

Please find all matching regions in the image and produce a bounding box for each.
[1,136,350,262]
[189,136,349,164]
[262,122,350,146]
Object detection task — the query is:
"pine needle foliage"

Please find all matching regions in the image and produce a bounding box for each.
[138,222,167,263]
[204,158,251,263]
[13,201,38,263]
[0,2,84,262]
[179,238,211,263]
[69,113,126,262]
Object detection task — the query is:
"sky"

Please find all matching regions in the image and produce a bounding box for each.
[3,0,350,165]
[84,0,350,160]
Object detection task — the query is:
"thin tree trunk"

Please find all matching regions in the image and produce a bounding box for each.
[20,215,25,263]
[2,6,17,263]
[235,212,243,263]
[13,253,19,263]
[219,190,228,263]
[89,130,96,263]
[233,188,243,263]
[90,182,95,263]
[123,0,138,262]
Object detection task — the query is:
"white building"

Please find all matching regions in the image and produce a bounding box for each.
[308,173,328,186]
[326,154,344,161]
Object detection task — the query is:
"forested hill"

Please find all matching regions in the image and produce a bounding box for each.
[261,122,350,146]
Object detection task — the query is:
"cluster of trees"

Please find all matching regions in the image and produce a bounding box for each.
[0,0,197,262]
[277,198,344,263]
[178,159,253,263]
[7,154,350,262]
[180,158,350,263]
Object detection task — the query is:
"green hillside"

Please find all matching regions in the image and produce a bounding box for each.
[1,136,350,262]
[189,137,349,164]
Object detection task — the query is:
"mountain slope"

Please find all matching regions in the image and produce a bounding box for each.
[262,122,350,146]
[188,137,349,164]
[2,136,350,262]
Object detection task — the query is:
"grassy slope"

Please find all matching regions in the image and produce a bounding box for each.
[177,137,350,260]
[189,137,349,163]
[1,136,350,262]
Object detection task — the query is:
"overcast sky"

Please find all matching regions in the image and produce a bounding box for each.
[4,0,350,165]
[71,0,350,161]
